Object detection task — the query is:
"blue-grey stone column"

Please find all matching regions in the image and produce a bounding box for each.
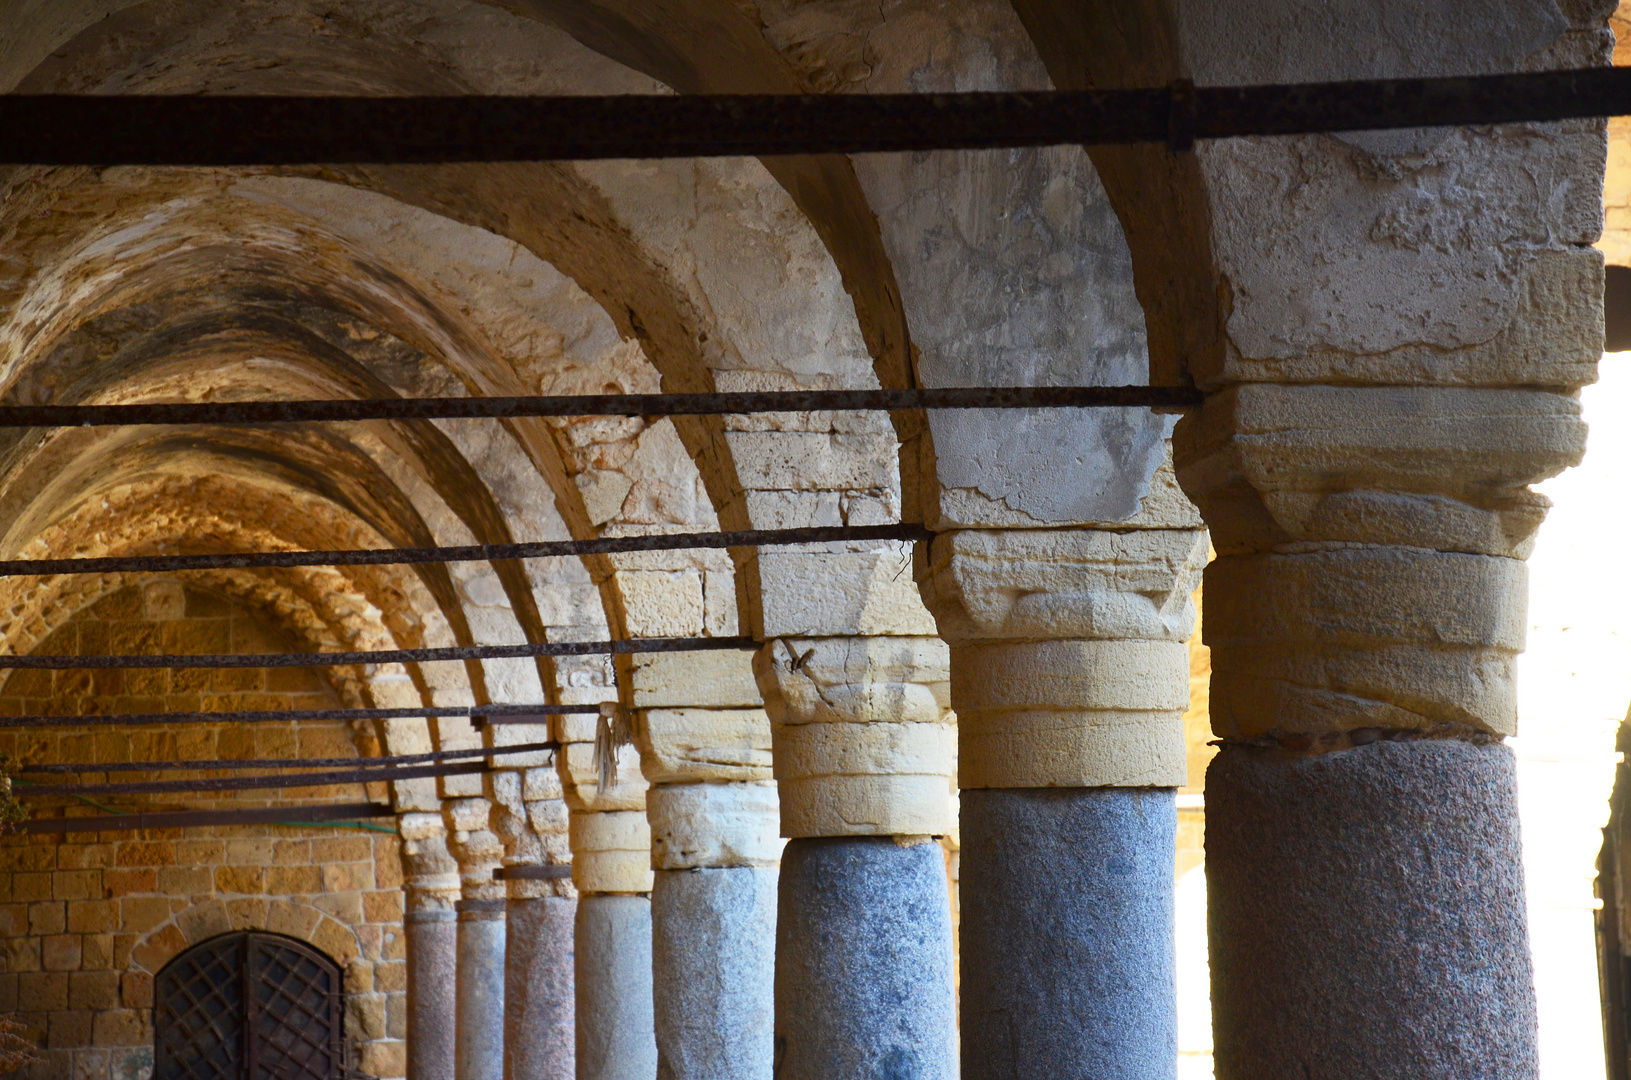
[404,905,458,1080]
[651,865,778,1078]
[775,837,957,1080]
[575,893,657,1079]
[961,788,1176,1079]
[456,899,508,1080]
[755,638,959,1080]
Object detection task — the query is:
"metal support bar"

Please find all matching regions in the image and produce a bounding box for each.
[0,634,754,670]
[20,801,394,834]
[17,757,490,797]
[0,67,1623,165]
[0,703,599,728]
[0,523,929,577]
[495,865,574,881]
[0,386,1199,430]
[20,739,557,774]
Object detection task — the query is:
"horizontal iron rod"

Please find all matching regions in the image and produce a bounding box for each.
[20,740,557,775]
[17,757,490,797]
[496,864,573,880]
[0,386,1198,429]
[0,523,930,577]
[20,802,393,835]
[0,635,754,670]
[0,703,600,728]
[0,67,1624,164]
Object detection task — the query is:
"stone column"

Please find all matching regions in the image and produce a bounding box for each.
[447,798,507,1080]
[1175,384,1583,1078]
[632,650,780,1080]
[557,709,657,1080]
[755,636,957,1080]
[490,766,575,1080]
[921,523,1206,1079]
[399,813,461,1080]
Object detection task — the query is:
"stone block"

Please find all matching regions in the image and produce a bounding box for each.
[118,897,170,934]
[570,811,654,894]
[724,430,898,491]
[920,527,1206,644]
[1205,548,1525,737]
[120,972,152,1010]
[155,867,212,896]
[631,650,761,709]
[68,971,120,1011]
[265,865,322,895]
[41,936,81,972]
[79,934,114,971]
[20,971,68,1010]
[29,901,66,936]
[265,900,321,940]
[66,900,119,935]
[647,782,782,870]
[558,743,648,814]
[359,1039,407,1080]
[635,708,773,784]
[619,570,706,637]
[91,1009,148,1047]
[226,898,268,930]
[7,936,45,974]
[130,924,186,974]
[175,901,230,944]
[757,550,938,637]
[1175,384,1584,556]
[212,866,264,895]
[756,637,950,726]
[47,1009,92,1049]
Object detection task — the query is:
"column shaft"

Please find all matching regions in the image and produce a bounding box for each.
[1206,739,1534,1077]
[405,908,458,1080]
[652,866,777,1078]
[456,901,507,1080]
[505,896,575,1080]
[576,893,657,1079]
[961,788,1176,1079]
[774,837,956,1080]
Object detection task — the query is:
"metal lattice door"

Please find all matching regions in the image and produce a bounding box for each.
[155,931,344,1080]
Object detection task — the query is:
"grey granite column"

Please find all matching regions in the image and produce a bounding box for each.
[651,865,777,1079]
[774,836,957,1080]
[504,894,575,1080]
[456,899,508,1080]
[405,907,458,1080]
[1206,739,1537,1079]
[576,893,658,1080]
[961,788,1176,1079]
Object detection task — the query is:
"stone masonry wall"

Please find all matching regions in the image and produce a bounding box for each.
[0,582,406,1080]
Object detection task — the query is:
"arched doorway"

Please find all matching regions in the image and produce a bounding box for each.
[155,931,345,1080]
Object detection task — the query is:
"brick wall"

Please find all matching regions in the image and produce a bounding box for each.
[0,582,407,1080]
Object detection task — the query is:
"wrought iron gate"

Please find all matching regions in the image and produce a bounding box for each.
[155,931,344,1080]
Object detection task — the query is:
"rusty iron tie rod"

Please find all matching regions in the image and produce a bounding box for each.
[19,739,558,775]
[21,801,393,835]
[0,386,1197,429]
[0,703,599,728]
[15,755,506,797]
[0,634,754,670]
[0,67,1624,164]
[0,523,930,577]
